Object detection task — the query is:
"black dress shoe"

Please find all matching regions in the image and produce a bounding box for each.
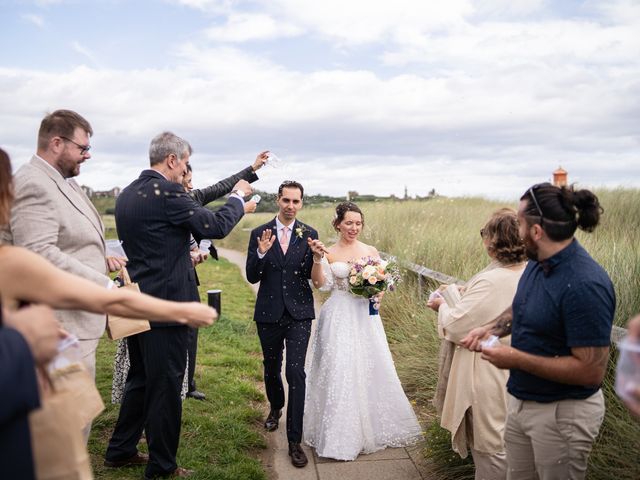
[104,451,149,468]
[288,442,308,468]
[186,390,206,400]
[264,408,281,432]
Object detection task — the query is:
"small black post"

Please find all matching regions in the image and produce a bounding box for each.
[207,289,222,317]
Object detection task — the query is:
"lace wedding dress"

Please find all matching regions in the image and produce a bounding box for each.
[303,259,423,460]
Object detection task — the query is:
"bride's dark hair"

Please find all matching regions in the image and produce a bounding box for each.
[332,202,364,231]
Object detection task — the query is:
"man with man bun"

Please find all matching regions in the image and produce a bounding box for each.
[462,183,615,480]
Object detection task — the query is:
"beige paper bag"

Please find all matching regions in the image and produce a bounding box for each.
[29,374,93,480]
[106,267,151,340]
[49,362,104,429]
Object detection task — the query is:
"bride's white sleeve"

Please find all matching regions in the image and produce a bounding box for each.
[318,257,334,292]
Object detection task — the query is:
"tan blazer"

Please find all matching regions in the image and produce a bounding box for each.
[437,261,525,457]
[1,155,109,339]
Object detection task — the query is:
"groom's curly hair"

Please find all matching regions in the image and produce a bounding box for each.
[332,202,364,231]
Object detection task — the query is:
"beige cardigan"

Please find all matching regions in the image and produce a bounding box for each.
[437,261,525,457]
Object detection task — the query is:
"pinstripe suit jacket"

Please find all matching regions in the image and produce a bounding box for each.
[115,169,245,327]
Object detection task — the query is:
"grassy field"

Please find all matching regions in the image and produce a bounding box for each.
[88,258,267,480]
[217,188,640,480]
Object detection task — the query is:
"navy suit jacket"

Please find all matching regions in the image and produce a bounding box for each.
[246,218,317,323]
[115,169,244,326]
[0,327,40,479]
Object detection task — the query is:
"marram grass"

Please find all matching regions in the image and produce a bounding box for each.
[221,188,640,479]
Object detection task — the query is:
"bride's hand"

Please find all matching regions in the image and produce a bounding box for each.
[372,291,385,309]
[307,238,329,258]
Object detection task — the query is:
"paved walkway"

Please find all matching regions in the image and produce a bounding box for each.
[218,248,426,480]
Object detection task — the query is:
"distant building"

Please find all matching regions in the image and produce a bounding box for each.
[81,186,121,198]
[553,166,568,187]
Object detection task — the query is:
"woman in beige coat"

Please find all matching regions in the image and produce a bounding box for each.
[427,208,527,480]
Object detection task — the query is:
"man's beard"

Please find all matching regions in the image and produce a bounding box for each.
[523,232,539,261]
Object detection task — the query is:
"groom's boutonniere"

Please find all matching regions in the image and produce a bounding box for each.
[295,225,308,239]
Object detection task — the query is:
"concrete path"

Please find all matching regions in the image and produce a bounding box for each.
[218,248,426,480]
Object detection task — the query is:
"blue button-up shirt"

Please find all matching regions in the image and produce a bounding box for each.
[507,239,616,402]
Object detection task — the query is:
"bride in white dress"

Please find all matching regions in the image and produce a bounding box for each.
[303,202,423,461]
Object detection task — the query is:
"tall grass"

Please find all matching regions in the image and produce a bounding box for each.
[220,188,640,479]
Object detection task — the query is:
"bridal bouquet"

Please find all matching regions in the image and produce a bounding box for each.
[348,256,400,314]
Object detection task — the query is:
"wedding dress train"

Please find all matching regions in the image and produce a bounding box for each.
[303,259,422,461]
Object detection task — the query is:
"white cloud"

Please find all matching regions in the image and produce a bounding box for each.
[172,0,232,14]
[21,13,45,28]
[205,13,302,42]
[472,0,548,18]
[1,1,639,198]
[270,0,474,45]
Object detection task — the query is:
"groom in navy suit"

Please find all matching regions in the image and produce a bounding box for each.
[246,180,317,468]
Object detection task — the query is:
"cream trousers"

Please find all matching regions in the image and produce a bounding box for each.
[505,390,604,480]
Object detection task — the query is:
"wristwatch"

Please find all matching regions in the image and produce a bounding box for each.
[232,188,246,198]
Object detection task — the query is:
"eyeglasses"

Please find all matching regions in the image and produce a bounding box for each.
[60,136,91,155]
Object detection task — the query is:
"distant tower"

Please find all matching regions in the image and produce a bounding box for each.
[404,185,408,200]
[553,166,568,187]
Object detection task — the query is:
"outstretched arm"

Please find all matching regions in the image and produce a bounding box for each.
[0,246,215,328]
[189,152,267,206]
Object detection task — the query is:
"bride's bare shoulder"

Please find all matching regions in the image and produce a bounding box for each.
[359,242,379,258]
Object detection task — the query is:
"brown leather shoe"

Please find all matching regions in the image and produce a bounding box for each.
[104,451,149,468]
[288,442,308,468]
[264,408,282,432]
[170,467,194,478]
[144,466,194,479]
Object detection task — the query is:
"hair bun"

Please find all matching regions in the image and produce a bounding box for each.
[572,188,602,232]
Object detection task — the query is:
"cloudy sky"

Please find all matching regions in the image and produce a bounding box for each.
[1,0,639,199]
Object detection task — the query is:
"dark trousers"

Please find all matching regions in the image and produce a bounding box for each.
[186,327,198,392]
[105,326,189,478]
[257,313,312,443]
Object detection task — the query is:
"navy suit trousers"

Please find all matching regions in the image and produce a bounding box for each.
[257,313,312,443]
[105,326,189,477]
